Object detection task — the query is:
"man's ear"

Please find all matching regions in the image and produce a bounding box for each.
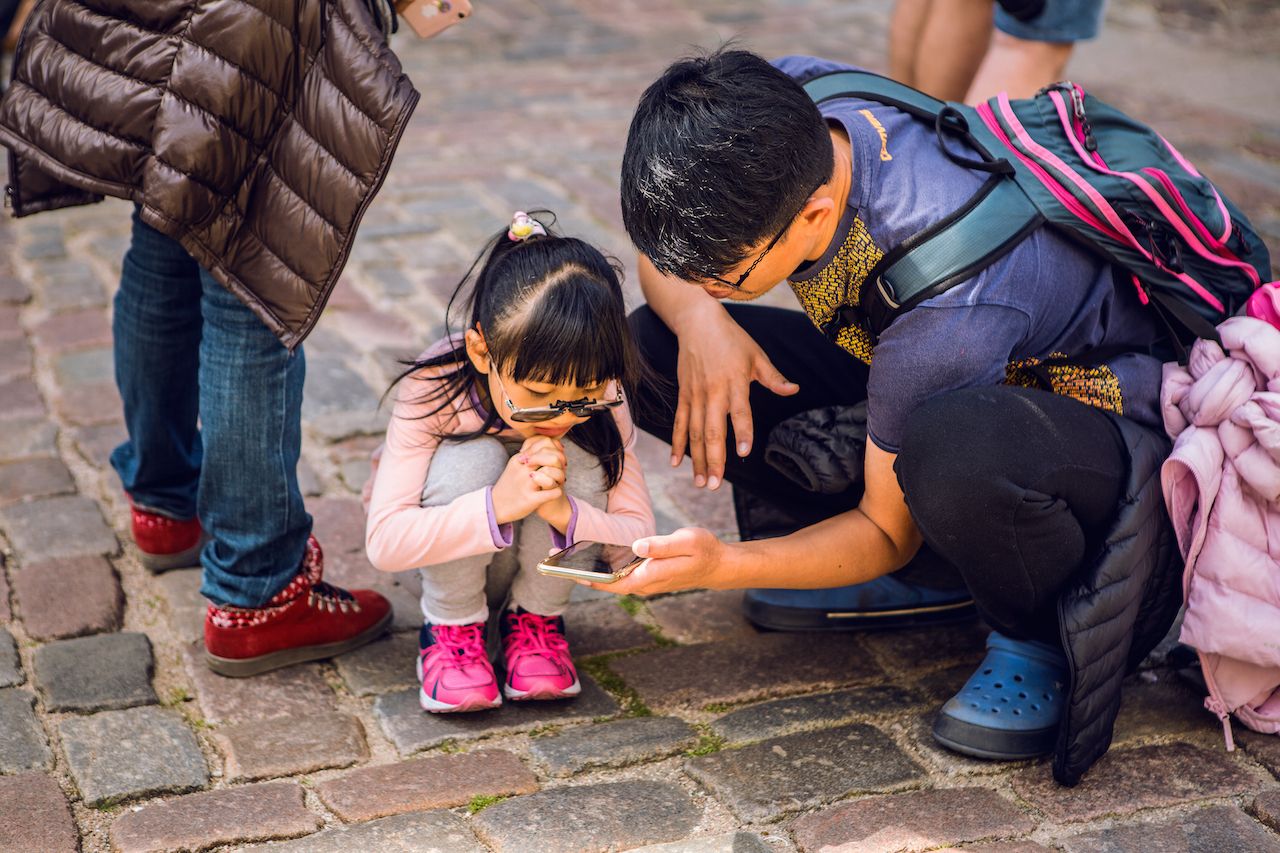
[797,194,836,232]
[464,327,490,375]
[794,195,838,256]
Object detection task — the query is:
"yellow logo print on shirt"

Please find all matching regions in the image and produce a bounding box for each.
[859,109,893,162]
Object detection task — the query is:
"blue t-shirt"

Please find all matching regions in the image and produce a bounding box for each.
[776,55,1165,452]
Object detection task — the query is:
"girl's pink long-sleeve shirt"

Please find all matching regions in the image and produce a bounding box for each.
[363,357,656,573]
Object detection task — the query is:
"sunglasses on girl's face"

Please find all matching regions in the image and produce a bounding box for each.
[491,372,625,423]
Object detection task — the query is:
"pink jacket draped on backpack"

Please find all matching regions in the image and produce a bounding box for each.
[1161,315,1280,747]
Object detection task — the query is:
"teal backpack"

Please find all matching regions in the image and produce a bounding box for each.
[803,72,1273,361]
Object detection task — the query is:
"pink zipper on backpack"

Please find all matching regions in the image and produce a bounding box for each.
[1158,133,1233,243]
[988,94,1224,312]
[1048,90,1260,290]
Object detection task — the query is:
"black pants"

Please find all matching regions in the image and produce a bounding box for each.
[630,304,1133,643]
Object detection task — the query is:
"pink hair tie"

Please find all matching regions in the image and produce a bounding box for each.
[508,211,547,242]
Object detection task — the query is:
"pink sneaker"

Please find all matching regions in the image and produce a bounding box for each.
[500,609,581,701]
[417,622,501,713]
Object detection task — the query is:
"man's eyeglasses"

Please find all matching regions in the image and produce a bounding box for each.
[703,180,825,290]
[491,371,624,423]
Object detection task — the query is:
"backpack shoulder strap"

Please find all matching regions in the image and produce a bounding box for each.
[803,71,1042,340]
[802,70,948,121]
[860,178,1044,335]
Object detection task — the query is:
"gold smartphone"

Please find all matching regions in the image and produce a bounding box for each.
[395,0,472,39]
[536,541,647,584]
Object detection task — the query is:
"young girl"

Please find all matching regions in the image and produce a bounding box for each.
[364,212,656,713]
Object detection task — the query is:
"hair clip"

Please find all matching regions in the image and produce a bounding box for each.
[508,211,547,242]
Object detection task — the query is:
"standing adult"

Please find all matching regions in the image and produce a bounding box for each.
[613,49,1189,785]
[890,0,1107,103]
[0,0,418,676]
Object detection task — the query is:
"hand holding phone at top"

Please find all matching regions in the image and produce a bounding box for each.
[396,0,472,39]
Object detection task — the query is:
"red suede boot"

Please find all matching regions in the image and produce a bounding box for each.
[129,499,207,572]
[204,536,392,677]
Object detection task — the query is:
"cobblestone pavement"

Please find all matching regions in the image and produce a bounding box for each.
[2,1,1279,851]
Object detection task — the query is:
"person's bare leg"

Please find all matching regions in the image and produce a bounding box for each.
[912,0,994,102]
[890,0,933,87]
[965,30,1073,103]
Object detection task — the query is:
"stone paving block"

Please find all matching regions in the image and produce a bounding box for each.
[860,620,989,673]
[54,381,122,426]
[563,598,654,656]
[73,421,127,469]
[307,495,367,555]
[471,780,700,853]
[686,723,925,823]
[611,632,882,711]
[30,307,112,353]
[1060,804,1280,853]
[1111,675,1218,744]
[315,749,538,821]
[711,685,922,744]
[212,712,368,782]
[0,627,21,687]
[297,456,323,496]
[0,772,78,853]
[0,417,58,461]
[1253,790,1280,832]
[333,631,419,696]
[110,781,321,853]
[0,456,75,505]
[0,336,31,383]
[1241,728,1280,779]
[791,787,1036,853]
[0,495,118,560]
[239,810,484,853]
[0,274,31,304]
[60,706,209,806]
[33,631,156,712]
[0,377,45,421]
[529,715,698,776]
[374,674,619,754]
[0,689,51,772]
[53,346,114,387]
[181,642,337,724]
[13,555,124,640]
[630,832,774,853]
[1011,742,1260,822]
[931,840,1049,845]
[647,589,759,645]
[155,568,205,644]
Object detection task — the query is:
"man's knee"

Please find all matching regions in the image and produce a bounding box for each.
[897,388,1012,527]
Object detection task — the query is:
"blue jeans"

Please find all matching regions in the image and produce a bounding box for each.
[111,210,312,608]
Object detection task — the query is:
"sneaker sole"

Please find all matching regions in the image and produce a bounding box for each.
[419,687,502,713]
[503,677,581,701]
[204,609,393,678]
[138,534,209,573]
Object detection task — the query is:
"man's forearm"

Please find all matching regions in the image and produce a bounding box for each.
[712,507,921,590]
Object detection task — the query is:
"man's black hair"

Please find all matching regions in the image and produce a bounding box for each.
[620,48,835,282]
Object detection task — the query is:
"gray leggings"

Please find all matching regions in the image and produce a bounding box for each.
[418,436,607,624]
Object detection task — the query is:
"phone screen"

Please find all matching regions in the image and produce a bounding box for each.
[547,542,637,574]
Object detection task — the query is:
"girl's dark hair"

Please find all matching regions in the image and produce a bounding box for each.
[390,213,641,489]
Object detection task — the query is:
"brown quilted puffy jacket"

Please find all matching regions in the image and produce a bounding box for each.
[0,0,419,349]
